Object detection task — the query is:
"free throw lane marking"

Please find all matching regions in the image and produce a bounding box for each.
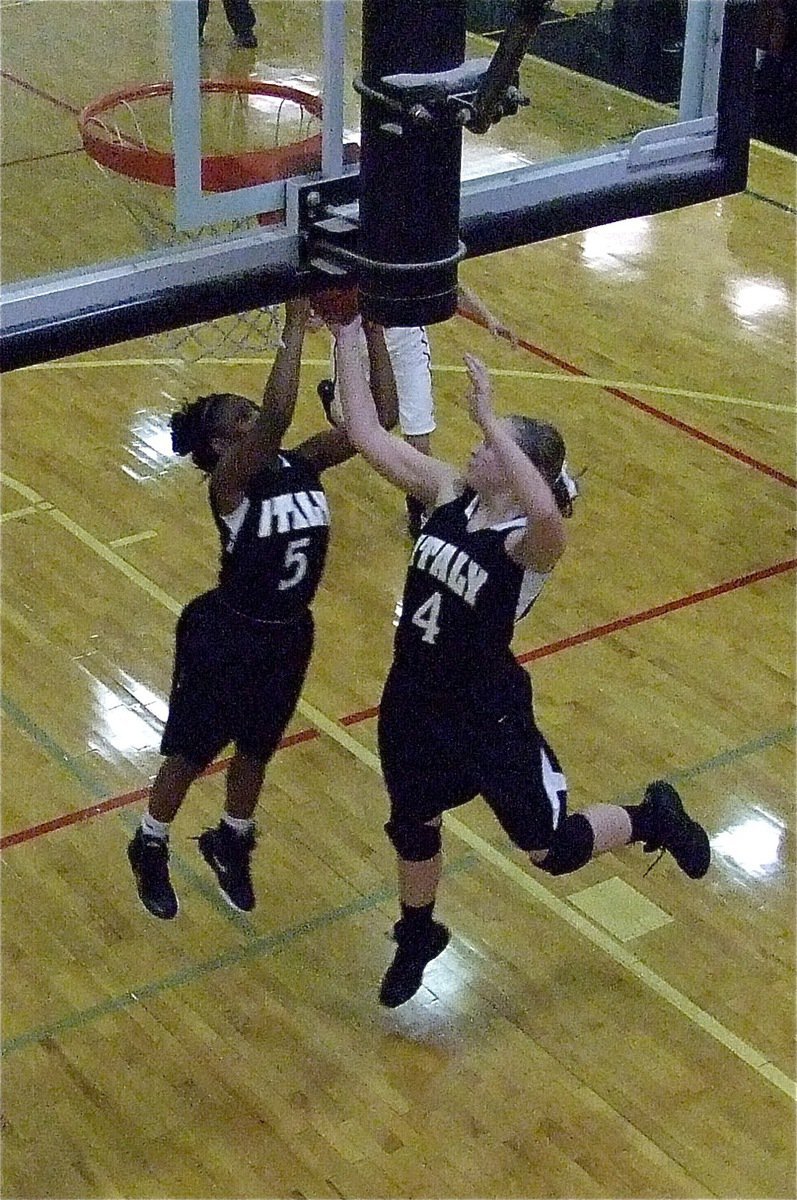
[20,357,792,414]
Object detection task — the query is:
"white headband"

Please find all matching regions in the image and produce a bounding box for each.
[556,461,579,501]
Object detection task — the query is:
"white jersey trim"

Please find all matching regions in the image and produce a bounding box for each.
[540,746,566,831]
[464,496,549,620]
[516,567,549,621]
[219,497,250,549]
[464,495,525,532]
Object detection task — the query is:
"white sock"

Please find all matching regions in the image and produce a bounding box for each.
[221,813,254,836]
[141,812,171,841]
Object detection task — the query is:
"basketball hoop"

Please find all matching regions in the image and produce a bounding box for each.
[79,79,357,358]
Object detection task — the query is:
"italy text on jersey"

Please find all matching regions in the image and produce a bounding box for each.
[256,490,330,537]
[411,534,488,609]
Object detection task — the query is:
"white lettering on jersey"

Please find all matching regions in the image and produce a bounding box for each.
[540,747,566,831]
[257,490,330,537]
[412,535,488,609]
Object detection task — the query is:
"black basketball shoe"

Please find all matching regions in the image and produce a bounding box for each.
[127,829,179,919]
[197,822,257,912]
[379,918,450,1007]
[317,378,337,426]
[405,495,427,541]
[638,781,711,879]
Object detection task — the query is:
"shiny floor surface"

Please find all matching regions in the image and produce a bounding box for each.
[1,2,796,1197]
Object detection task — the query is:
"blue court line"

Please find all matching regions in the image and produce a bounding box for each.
[1,692,259,935]
[667,725,795,781]
[612,724,795,805]
[1,692,107,799]
[0,855,477,1058]
[2,711,793,1056]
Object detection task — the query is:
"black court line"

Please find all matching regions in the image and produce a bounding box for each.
[745,188,797,215]
[1,146,83,169]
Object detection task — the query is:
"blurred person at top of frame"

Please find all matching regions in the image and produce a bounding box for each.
[754,0,796,150]
[198,0,257,47]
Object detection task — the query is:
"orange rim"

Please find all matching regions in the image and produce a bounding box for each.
[79,79,357,196]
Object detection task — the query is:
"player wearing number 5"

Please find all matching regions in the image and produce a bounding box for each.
[127,300,397,920]
[335,319,710,1008]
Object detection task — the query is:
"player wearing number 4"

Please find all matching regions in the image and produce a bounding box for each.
[334,318,711,1008]
[127,300,397,919]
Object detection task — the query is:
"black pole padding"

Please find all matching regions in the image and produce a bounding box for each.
[358,0,467,326]
[715,0,757,194]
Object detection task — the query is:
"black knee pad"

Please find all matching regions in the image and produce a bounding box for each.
[535,813,594,876]
[385,818,442,862]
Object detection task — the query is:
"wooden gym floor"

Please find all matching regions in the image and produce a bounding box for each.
[1,2,795,1197]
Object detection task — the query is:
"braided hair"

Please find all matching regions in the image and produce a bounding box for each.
[508,416,577,517]
[170,393,243,472]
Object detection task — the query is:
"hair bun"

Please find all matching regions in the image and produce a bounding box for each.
[170,409,192,456]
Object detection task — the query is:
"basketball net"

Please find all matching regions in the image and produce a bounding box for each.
[79,80,330,361]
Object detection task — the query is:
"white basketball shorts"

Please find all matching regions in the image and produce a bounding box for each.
[331,324,435,437]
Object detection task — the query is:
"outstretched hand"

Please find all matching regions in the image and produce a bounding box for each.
[463,353,496,429]
[488,317,520,351]
[326,313,362,341]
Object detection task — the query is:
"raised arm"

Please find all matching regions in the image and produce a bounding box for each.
[464,353,566,572]
[211,298,311,513]
[294,320,400,473]
[457,283,519,348]
[336,319,456,507]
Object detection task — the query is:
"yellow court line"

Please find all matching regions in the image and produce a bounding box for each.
[0,502,53,523]
[430,365,794,414]
[24,358,186,370]
[20,357,790,414]
[3,465,793,1102]
[108,530,158,548]
[1,473,182,617]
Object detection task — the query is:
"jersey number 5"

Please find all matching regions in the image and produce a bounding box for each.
[411,591,442,644]
[278,537,311,591]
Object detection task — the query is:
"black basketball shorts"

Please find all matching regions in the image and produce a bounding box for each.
[160,590,314,770]
[378,661,568,852]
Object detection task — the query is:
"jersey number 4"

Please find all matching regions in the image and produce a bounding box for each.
[278,537,311,591]
[411,591,442,644]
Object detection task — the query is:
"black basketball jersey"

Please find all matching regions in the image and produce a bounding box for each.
[211,451,330,621]
[392,489,550,683]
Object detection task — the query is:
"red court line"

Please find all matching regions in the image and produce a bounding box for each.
[2,559,793,850]
[459,312,797,489]
[518,558,797,662]
[0,728,319,850]
[340,558,797,723]
[4,62,792,495]
[2,59,792,492]
[341,707,379,727]
[0,70,81,115]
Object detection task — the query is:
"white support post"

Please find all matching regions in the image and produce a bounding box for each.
[679,0,726,121]
[322,0,346,179]
[171,0,204,229]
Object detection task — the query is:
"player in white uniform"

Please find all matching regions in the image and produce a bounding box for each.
[316,285,518,537]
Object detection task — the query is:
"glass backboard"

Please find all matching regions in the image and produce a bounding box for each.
[0,0,756,368]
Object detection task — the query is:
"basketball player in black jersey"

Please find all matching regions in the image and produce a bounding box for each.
[335,319,711,1008]
[127,300,397,920]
